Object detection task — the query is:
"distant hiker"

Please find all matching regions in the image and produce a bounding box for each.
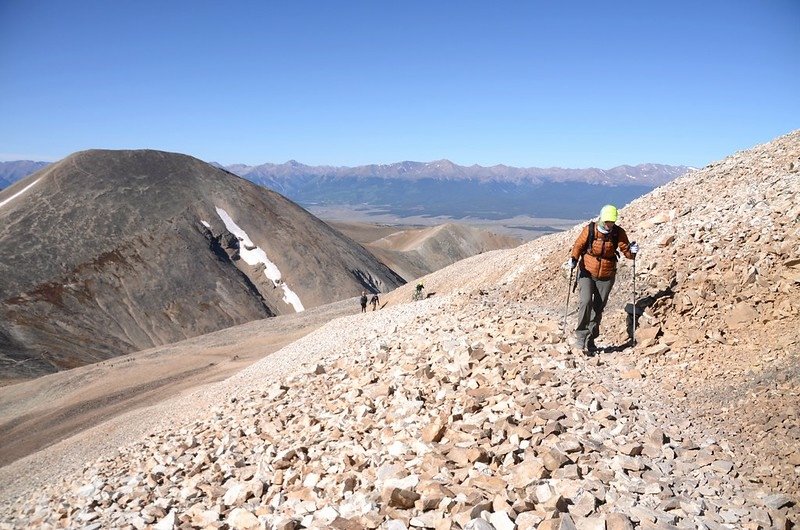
[370,293,380,311]
[568,204,638,353]
[360,291,368,313]
[413,282,425,301]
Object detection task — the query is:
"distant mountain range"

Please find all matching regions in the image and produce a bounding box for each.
[1,158,692,220]
[0,161,49,189]
[221,160,691,220]
[221,159,690,186]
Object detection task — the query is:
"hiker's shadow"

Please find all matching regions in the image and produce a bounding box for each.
[618,281,676,349]
[597,341,634,354]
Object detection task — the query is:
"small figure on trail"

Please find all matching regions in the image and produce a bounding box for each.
[413,282,425,301]
[370,293,380,311]
[568,204,638,353]
[360,291,368,313]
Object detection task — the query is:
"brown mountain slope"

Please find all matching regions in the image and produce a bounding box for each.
[365,223,521,281]
[0,150,404,380]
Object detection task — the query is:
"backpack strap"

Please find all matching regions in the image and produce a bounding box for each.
[582,222,620,260]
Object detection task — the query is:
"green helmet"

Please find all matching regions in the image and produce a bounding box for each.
[600,204,618,223]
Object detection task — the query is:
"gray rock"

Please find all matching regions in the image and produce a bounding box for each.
[762,493,795,509]
[464,518,495,530]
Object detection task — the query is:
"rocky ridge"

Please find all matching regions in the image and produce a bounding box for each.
[1,132,798,528]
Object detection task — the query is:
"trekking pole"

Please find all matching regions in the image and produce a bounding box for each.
[632,254,637,348]
[563,266,574,336]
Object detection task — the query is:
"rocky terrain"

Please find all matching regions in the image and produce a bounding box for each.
[0,150,404,381]
[0,132,797,529]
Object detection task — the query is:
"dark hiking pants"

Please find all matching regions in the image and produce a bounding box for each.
[575,273,615,347]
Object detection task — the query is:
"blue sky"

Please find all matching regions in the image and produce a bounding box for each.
[1,1,798,168]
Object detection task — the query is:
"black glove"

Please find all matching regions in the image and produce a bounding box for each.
[569,258,578,270]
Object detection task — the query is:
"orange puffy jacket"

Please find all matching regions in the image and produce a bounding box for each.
[570,224,635,280]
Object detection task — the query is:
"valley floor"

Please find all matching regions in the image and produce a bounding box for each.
[318,208,580,242]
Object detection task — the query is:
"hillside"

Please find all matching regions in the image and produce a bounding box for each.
[0,150,403,381]
[0,298,358,468]
[331,222,522,281]
[0,133,797,528]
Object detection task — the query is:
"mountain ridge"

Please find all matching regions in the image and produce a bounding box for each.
[3,158,690,189]
[0,160,49,189]
[227,159,690,186]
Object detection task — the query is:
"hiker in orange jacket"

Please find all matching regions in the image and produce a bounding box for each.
[569,205,638,353]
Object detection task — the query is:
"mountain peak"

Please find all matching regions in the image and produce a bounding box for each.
[0,149,404,380]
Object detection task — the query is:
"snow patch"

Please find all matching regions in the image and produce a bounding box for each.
[215,207,305,312]
[201,220,211,228]
[0,178,41,209]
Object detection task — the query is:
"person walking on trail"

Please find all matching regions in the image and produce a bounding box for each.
[360,291,368,313]
[370,293,380,311]
[568,204,639,353]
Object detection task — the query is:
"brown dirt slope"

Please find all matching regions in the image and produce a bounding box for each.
[366,223,521,281]
[325,220,411,245]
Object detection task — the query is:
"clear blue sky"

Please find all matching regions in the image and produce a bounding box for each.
[1,1,798,168]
